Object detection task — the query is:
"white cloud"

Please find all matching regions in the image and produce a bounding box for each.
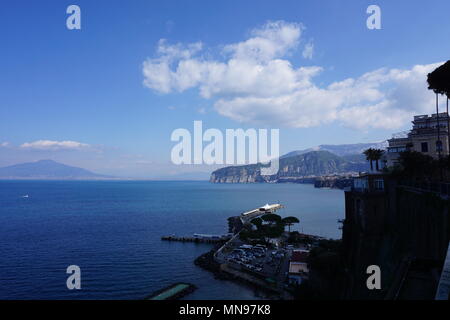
[142,20,444,130]
[223,21,302,62]
[0,142,9,147]
[302,41,314,60]
[142,39,203,93]
[143,21,303,98]
[20,140,90,151]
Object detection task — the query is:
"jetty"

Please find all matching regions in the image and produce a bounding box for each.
[146,282,197,300]
[161,204,283,243]
[240,203,284,223]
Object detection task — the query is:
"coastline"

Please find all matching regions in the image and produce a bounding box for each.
[194,248,285,299]
[209,175,356,190]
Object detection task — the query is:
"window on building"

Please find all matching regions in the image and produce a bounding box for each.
[388,147,407,153]
[421,142,428,153]
[373,179,384,191]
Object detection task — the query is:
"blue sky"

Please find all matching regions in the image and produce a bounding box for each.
[1,0,450,178]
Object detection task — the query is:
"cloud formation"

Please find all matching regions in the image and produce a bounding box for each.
[302,41,314,60]
[20,140,90,151]
[143,20,442,130]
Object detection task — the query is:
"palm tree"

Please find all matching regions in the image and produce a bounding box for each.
[281,216,300,232]
[364,148,385,172]
[372,149,385,171]
[363,148,375,171]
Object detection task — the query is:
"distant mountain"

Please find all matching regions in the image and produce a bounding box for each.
[281,141,388,158]
[210,150,369,183]
[0,160,112,180]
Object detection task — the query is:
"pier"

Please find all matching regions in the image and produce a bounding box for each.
[146,282,197,300]
[240,203,284,223]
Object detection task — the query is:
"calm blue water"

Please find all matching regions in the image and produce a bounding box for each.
[0,181,344,300]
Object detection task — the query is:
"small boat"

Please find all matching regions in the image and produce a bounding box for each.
[21,195,29,198]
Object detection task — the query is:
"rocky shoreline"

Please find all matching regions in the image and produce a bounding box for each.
[210,175,355,190]
[194,249,234,281]
[193,248,281,298]
[209,150,368,184]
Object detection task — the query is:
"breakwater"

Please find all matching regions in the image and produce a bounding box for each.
[146,283,197,300]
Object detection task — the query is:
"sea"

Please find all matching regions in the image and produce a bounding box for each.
[0,180,344,300]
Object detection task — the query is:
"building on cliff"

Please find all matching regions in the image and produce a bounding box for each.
[386,113,450,167]
[288,250,310,286]
[342,173,450,299]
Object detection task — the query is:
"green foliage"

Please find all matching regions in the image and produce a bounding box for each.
[241,214,286,241]
[287,231,313,245]
[262,223,284,238]
[305,239,345,300]
[315,239,342,252]
[363,148,385,171]
[282,216,300,232]
[282,216,300,224]
[397,151,437,178]
[250,217,263,226]
[427,60,450,97]
[261,213,282,223]
[363,148,374,161]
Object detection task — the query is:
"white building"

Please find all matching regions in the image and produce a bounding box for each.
[288,250,309,285]
[386,113,450,167]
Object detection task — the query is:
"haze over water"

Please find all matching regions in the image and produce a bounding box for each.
[0,181,344,299]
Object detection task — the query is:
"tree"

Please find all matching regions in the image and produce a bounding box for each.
[363,148,375,171]
[427,60,450,97]
[372,149,385,171]
[250,217,263,227]
[282,216,300,232]
[264,223,284,239]
[261,213,282,224]
[364,148,386,172]
[428,61,450,159]
[397,150,436,178]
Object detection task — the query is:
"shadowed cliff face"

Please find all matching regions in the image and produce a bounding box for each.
[342,178,450,299]
[210,151,369,183]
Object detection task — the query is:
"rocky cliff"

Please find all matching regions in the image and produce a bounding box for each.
[210,151,368,184]
[342,178,450,299]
